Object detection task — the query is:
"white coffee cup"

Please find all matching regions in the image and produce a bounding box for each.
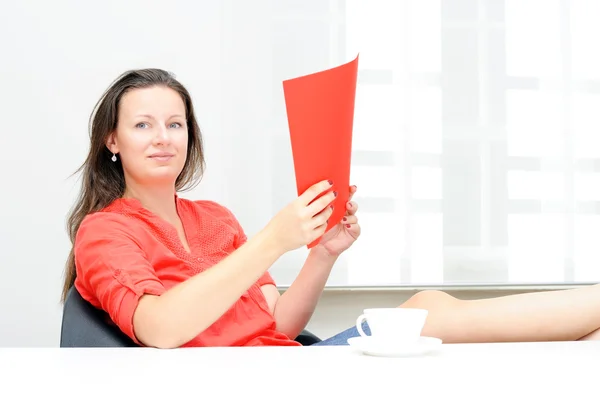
[356,308,428,343]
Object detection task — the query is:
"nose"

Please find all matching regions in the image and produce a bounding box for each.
[153,124,170,145]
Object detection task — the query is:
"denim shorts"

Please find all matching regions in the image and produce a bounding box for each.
[311,322,371,346]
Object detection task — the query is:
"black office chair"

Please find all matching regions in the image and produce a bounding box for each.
[60,286,322,347]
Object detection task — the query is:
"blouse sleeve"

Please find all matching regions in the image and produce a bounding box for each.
[74,212,166,345]
[256,270,276,287]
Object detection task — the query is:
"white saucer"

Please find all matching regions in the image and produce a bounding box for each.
[347,336,442,357]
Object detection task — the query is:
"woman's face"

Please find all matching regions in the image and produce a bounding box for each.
[106,86,188,189]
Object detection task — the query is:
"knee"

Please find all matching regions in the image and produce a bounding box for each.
[400,290,459,312]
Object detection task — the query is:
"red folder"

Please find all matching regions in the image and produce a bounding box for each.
[283,54,359,248]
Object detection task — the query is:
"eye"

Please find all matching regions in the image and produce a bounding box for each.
[169,122,183,128]
[135,122,149,129]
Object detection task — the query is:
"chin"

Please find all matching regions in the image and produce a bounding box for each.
[144,170,181,185]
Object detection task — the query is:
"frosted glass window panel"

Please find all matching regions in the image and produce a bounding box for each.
[573,215,600,281]
[572,93,600,159]
[408,87,442,154]
[346,212,404,285]
[411,167,442,200]
[352,84,405,152]
[345,0,404,69]
[351,165,403,199]
[507,171,565,201]
[410,213,444,284]
[407,0,441,73]
[574,173,600,201]
[506,90,564,158]
[505,0,562,78]
[508,215,566,283]
[571,0,600,80]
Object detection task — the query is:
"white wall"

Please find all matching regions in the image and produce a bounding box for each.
[0,0,224,347]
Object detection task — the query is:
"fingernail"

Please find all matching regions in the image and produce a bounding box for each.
[343,217,347,222]
[328,180,333,185]
[346,224,351,228]
[333,191,338,197]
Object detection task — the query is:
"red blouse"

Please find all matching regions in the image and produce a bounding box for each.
[74,196,300,347]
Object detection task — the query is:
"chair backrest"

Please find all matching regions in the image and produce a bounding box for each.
[60,286,322,347]
[60,286,137,347]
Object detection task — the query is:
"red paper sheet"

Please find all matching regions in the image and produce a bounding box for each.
[283,54,359,248]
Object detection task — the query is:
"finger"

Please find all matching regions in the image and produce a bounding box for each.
[299,180,334,206]
[347,185,357,202]
[341,214,358,225]
[346,201,358,215]
[306,190,337,216]
[311,204,334,229]
[344,223,361,238]
[312,222,328,239]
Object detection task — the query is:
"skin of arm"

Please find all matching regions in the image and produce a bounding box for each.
[134,229,282,348]
[260,245,338,339]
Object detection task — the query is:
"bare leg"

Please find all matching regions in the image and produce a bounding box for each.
[578,327,600,341]
[400,284,600,343]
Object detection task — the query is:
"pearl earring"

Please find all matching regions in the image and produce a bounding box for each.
[111,153,117,162]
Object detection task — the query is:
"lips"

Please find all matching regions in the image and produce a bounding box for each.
[149,152,174,161]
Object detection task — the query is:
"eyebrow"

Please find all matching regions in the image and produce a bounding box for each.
[134,114,185,119]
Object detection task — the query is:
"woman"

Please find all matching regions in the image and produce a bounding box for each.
[63,69,600,349]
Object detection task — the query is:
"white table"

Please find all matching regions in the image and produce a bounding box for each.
[1,341,597,398]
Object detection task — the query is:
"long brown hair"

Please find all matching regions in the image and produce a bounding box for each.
[61,69,205,302]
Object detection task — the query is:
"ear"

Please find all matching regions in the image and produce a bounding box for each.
[106,131,119,154]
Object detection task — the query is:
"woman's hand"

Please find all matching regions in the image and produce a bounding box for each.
[263,179,335,255]
[315,184,360,257]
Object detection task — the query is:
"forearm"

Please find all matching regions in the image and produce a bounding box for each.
[273,246,338,338]
[134,229,281,348]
